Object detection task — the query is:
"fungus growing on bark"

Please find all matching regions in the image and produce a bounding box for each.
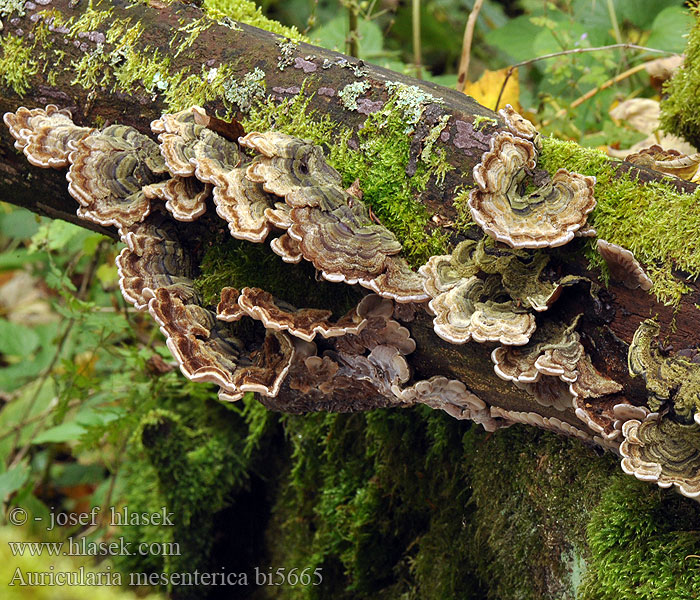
[621,416,700,499]
[240,130,426,301]
[151,106,241,178]
[420,241,554,345]
[150,286,294,401]
[217,286,367,342]
[492,317,622,424]
[426,274,536,345]
[67,124,169,229]
[142,177,210,222]
[626,144,700,182]
[596,239,653,291]
[397,376,493,423]
[115,210,197,311]
[3,104,94,168]
[489,406,593,442]
[628,320,700,421]
[498,104,541,149]
[469,131,596,248]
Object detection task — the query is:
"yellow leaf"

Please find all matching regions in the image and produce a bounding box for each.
[463,68,521,112]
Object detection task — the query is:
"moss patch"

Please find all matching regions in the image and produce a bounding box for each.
[203,0,308,42]
[0,34,37,95]
[660,3,700,148]
[539,137,700,305]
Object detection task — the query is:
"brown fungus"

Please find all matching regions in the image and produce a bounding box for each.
[115,211,198,311]
[240,131,426,302]
[628,320,700,421]
[149,287,294,401]
[492,317,622,418]
[625,144,700,182]
[217,286,367,343]
[67,124,169,229]
[151,107,241,177]
[596,239,653,291]
[142,177,211,222]
[498,104,541,149]
[621,416,700,500]
[3,104,94,168]
[469,131,596,248]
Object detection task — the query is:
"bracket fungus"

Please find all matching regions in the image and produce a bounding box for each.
[621,416,700,499]
[468,121,596,248]
[7,103,697,499]
[596,239,653,291]
[626,144,700,182]
[67,124,169,229]
[3,104,94,168]
[491,317,622,439]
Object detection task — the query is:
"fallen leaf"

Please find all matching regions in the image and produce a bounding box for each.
[464,67,521,112]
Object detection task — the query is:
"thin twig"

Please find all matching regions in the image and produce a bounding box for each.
[494,43,673,111]
[412,0,422,79]
[542,62,648,127]
[457,0,484,89]
[343,0,359,58]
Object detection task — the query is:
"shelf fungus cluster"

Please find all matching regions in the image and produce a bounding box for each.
[7,103,692,499]
[620,320,700,498]
[2,104,454,418]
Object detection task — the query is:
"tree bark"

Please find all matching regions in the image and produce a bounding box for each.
[1,0,698,438]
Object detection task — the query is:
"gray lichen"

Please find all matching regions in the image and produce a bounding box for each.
[338,80,371,111]
[384,81,445,134]
[224,67,266,112]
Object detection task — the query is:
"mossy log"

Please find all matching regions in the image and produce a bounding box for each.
[2,0,700,457]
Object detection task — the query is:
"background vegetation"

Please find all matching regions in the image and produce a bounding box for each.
[1,0,699,598]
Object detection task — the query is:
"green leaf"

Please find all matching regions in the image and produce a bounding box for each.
[0,319,40,356]
[0,208,41,240]
[485,15,541,63]
[0,462,30,502]
[646,7,695,54]
[32,421,87,445]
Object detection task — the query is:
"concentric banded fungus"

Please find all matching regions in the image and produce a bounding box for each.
[240,131,427,302]
[420,253,536,345]
[270,233,303,263]
[469,131,596,248]
[596,239,653,291]
[628,320,700,421]
[396,376,497,426]
[142,177,210,222]
[217,286,367,343]
[116,211,197,311]
[492,318,622,420]
[67,125,169,229]
[621,417,700,499]
[149,287,294,401]
[498,104,541,149]
[151,107,241,178]
[489,406,592,442]
[3,105,94,168]
[626,145,700,182]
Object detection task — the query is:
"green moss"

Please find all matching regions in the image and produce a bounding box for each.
[473,115,498,131]
[539,137,700,305]
[203,0,308,42]
[0,34,37,95]
[660,3,700,147]
[579,477,700,600]
[0,0,25,18]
